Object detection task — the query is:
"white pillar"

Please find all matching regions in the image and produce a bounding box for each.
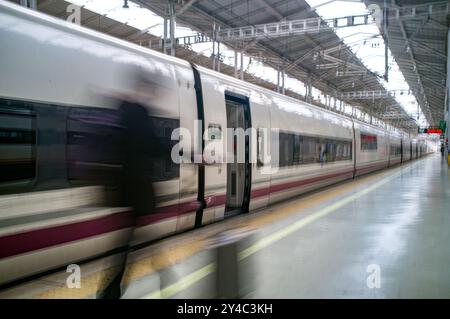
[163,18,168,54]
[276,70,280,93]
[306,72,312,103]
[240,51,244,80]
[169,2,176,56]
[212,39,216,71]
[217,42,221,72]
[446,28,450,164]
[234,50,238,78]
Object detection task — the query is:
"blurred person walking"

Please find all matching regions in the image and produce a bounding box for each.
[100,70,167,299]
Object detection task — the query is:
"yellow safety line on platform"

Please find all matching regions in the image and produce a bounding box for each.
[34,161,418,299]
[144,263,216,299]
[238,168,403,260]
[141,163,418,299]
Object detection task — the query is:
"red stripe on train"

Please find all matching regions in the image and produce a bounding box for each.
[0,211,133,259]
[0,166,383,259]
[136,200,202,226]
[355,161,388,174]
[267,169,354,194]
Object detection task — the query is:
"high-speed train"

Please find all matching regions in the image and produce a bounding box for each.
[0,1,431,287]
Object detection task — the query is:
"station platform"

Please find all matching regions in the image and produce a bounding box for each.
[1,153,449,299]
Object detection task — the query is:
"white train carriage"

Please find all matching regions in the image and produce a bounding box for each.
[412,140,419,159]
[388,130,403,166]
[0,1,202,285]
[402,135,412,162]
[265,95,354,205]
[0,1,428,287]
[353,120,389,176]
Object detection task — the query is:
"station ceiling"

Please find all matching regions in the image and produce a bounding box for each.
[137,0,418,129]
[365,0,449,127]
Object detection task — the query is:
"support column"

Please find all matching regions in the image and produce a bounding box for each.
[281,69,285,95]
[169,1,176,57]
[383,1,389,82]
[234,50,238,78]
[446,28,450,165]
[276,70,280,93]
[212,24,216,71]
[308,74,312,103]
[163,17,168,54]
[306,72,312,103]
[217,41,221,73]
[212,39,216,71]
[240,51,244,81]
[20,0,27,7]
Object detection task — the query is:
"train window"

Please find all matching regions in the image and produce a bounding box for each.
[67,109,179,184]
[293,134,302,164]
[335,141,352,161]
[343,142,352,160]
[325,140,336,162]
[0,101,36,184]
[302,136,316,164]
[149,116,180,182]
[278,132,352,167]
[67,107,123,184]
[256,128,266,167]
[360,133,377,151]
[316,140,324,163]
[335,142,343,161]
[279,132,294,167]
[278,133,304,167]
[390,144,401,156]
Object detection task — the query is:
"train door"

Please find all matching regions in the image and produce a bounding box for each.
[352,124,357,178]
[224,93,251,216]
[400,139,403,163]
[410,141,413,160]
